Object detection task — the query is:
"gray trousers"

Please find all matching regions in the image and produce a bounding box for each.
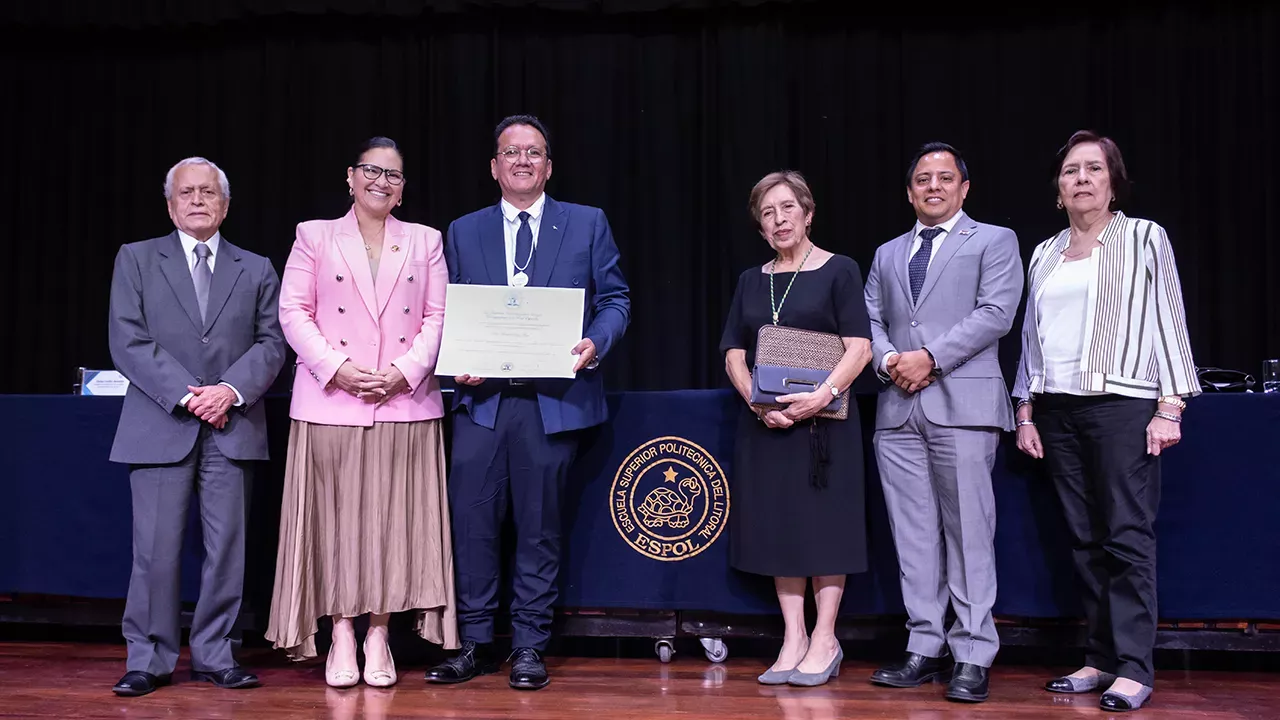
[874,400,1000,667]
[122,425,251,675]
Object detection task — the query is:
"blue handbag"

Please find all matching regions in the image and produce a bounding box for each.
[749,324,849,420]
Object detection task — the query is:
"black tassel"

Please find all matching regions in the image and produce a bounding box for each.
[809,419,829,489]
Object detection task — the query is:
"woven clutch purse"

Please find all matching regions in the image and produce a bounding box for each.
[749,324,849,421]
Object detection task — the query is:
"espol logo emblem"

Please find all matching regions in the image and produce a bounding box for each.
[610,436,729,561]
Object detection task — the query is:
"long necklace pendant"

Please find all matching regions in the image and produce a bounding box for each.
[772,311,779,324]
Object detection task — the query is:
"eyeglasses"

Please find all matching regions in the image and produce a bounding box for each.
[356,163,405,185]
[496,146,547,163]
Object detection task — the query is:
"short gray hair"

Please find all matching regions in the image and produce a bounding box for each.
[163,157,231,200]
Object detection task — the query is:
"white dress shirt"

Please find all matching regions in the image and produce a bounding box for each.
[907,211,964,271]
[500,193,547,286]
[178,230,221,273]
[176,230,244,409]
[880,212,966,373]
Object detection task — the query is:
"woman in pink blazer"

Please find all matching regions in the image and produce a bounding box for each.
[265,137,458,688]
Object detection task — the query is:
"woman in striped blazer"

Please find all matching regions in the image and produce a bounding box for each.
[1011,130,1199,713]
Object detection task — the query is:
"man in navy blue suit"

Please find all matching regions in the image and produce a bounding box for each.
[426,115,630,690]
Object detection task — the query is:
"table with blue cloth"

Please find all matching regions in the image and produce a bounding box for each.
[3,392,1278,629]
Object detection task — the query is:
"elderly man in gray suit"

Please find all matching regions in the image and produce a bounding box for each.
[863,143,1023,703]
[107,157,286,697]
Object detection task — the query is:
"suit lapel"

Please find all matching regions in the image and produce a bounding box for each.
[913,212,978,312]
[894,230,914,306]
[531,197,568,287]
[373,215,410,318]
[202,238,243,333]
[335,209,379,321]
[158,232,204,331]
[480,205,507,285]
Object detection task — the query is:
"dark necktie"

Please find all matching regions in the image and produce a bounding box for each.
[193,243,213,322]
[909,227,943,303]
[514,211,534,281]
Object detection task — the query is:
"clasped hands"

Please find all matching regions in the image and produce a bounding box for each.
[332,361,410,405]
[887,349,936,393]
[185,384,237,429]
[453,338,598,387]
[756,388,832,429]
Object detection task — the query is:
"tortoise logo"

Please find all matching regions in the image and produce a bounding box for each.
[610,436,729,561]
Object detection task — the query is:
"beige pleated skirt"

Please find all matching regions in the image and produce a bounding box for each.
[265,419,460,660]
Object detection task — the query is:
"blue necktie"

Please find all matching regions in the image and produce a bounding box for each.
[514,211,534,279]
[909,227,943,303]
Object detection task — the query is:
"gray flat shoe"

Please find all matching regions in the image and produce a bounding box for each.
[1045,671,1118,693]
[1101,683,1153,712]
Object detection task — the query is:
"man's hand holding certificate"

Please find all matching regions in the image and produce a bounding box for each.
[436,284,588,380]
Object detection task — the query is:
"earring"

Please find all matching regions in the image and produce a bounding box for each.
[1056,198,1063,210]
[397,199,402,207]
[348,187,353,197]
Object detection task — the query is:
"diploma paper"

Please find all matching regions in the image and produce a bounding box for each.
[436,284,586,379]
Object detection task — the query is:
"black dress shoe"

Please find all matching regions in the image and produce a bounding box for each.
[425,641,499,684]
[112,670,171,697]
[870,652,949,688]
[191,666,260,689]
[509,647,549,690]
[945,662,990,703]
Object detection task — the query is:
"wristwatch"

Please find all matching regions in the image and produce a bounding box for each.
[1158,395,1187,411]
[823,380,840,397]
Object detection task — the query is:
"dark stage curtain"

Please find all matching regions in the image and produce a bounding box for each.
[2,1,1277,394]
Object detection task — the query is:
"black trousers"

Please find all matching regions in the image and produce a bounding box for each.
[449,392,579,652]
[1036,393,1161,687]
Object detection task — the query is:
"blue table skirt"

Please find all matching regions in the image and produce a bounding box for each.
[3,391,1278,621]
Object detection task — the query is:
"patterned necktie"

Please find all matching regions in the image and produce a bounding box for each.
[514,211,534,280]
[193,243,213,322]
[909,227,944,303]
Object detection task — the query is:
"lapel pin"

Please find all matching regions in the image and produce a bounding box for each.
[553,226,558,231]
[958,229,972,236]
[391,245,400,252]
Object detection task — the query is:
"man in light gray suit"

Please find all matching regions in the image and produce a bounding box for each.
[863,143,1023,703]
[107,157,286,697]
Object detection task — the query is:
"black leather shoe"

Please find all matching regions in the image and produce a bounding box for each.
[870,652,949,688]
[425,641,499,684]
[192,666,260,689]
[508,647,549,690]
[112,670,171,697]
[945,662,990,703]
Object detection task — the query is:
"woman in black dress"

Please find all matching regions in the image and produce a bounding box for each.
[720,171,873,687]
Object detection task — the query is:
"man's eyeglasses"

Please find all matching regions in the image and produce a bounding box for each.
[356,163,405,185]
[497,146,547,163]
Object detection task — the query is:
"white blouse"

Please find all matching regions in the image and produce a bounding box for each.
[1037,254,1104,396]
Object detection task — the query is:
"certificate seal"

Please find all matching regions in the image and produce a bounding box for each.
[610,436,729,562]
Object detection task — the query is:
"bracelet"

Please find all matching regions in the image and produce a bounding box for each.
[1016,419,1036,428]
[1158,395,1188,411]
[1016,398,1033,409]
[1153,410,1182,423]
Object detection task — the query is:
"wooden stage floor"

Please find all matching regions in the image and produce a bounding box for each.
[0,642,1276,719]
